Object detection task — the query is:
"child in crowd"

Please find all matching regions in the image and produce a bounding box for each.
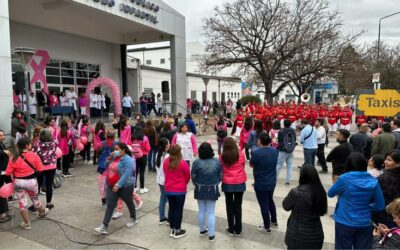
[79,116,92,164]
[93,121,106,165]
[156,137,170,224]
[368,154,385,178]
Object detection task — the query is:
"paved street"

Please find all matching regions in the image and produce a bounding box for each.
[0,133,339,249]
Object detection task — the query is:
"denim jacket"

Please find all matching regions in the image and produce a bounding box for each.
[106,154,135,188]
[191,158,222,200]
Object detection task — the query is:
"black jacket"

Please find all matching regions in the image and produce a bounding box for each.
[0,143,9,172]
[283,185,324,249]
[327,141,353,176]
[372,228,400,249]
[37,92,48,106]
[349,132,373,159]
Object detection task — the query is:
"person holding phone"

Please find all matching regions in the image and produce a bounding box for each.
[372,198,400,249]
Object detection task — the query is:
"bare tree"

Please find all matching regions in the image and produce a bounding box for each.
[201,0,359,102]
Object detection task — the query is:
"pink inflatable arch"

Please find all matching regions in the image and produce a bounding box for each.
[85,77,122,116]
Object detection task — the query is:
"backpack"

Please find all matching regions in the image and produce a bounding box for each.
[98,141,117,171]
[217,123,227,139]
[131,143,144,159]
[282,131,296,153]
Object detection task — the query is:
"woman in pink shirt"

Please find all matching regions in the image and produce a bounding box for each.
[6,137,49,229]
[163,144,190,239]
[57,120,74,177]
[78,93,89,116]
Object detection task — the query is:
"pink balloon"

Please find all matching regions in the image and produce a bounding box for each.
[76,142,84,151]
[80,136,88,145]
[56,147,62,159]
[0,183,14,198]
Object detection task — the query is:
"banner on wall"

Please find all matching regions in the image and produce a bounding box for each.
[29,50,50,94]
[241,82,253,96]
[356,89,400,117]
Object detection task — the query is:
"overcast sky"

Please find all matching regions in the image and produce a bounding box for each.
[163,0,400,46]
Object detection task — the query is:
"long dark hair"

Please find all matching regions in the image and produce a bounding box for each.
[156,137,169,168]
[299,165,327,216]
[254,119,264,136]
[119,114,128,130]
[115,142,132,157]
[60,120,68,138]
[144,120,155,137]
[217,115,225,126]
[243,117,253,131]
[221,137,239,166]
[13,137,31,162]
[132,125,144,141]
[95,121,105,134]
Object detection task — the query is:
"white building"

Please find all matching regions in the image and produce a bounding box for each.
[128,42,242,104]
[1,0,186,133]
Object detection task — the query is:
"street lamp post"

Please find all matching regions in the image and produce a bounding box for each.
[376,11,400,89]
[202,77,210,107]
[13,47,36,138]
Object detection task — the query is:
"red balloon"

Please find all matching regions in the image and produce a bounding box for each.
[80,136,88,145]
[0,183,14,198]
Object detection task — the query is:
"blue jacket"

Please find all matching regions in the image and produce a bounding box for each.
[106,154,135,188]
[248,130,266,152]
[328,171,385,227]
[185,118,197,135]
[250,146,278,191]
[191,158,222,200]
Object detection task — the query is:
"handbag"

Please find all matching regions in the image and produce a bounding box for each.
[53,170,62,189]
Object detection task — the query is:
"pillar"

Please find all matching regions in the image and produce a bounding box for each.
[170,35,187,114]
[120,44,128,94]
[0,1,13,134]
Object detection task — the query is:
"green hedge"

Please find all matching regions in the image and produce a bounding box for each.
[240,95,262,106]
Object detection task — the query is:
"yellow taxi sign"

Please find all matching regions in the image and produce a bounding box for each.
[357,89,400,117]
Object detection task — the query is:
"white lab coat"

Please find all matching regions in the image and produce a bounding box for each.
[100,94,106,109]
[90,93,96,108]
[18,94,27,112]
[60,96,69,106]
[95,94,101,109]
[66,90,77,111]
[28,95,37,115]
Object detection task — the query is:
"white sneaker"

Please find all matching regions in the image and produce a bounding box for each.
[84,160,88,165]
[135,201,143,210]
[94,224,108,234]
[126,219,139,228]
[134,188,137,193]
[87,161,93,165]
[139,188,149,194]
[112,211,123,219]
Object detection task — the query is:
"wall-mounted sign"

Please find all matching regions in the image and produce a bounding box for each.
[91,0,159,24]
[356,89,400,117]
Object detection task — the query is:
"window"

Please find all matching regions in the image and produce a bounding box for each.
[191,91,197,99]
[212,92,217,101]
[45,60,101,90]
[146,60,152,65]
[160,58,165,64]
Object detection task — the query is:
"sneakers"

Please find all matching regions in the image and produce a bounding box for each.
[40,190,46,195]
[87,160,93,165]
[225,228,234,237]
[319,170,328,174]
[20,222,31,230]
[101,199,106,207]
[28,205,36,212]
[169,229,175,237]
[94,224,108,234]
[135,201,143,210]
[46,204,55,210]
[38,208,49,217]
[257,225,271,234]
[139,188,149,194]
[173,229,187,239]
[126,219,139,228]
[112,211,123,219]
[209,235,215,242]
[271,222,278,228]
[84,160,88,165]
[62,172,73,178]
[199,229,208,236]
[159,217,168,225]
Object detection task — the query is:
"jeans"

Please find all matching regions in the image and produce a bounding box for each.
[276,151,294,183]
[167,194,186,230]
[135,156,147,189]
[37,169,56,204]
[197,200,216,236]
[122,106,131,118]
[159,185,168,220]
[335,222,372,250]
[147,147,158,170]
[255,189,277,229]
[224,192,243,234]
[316,144,328,171]
[303,148,317,167]
[103,185,136,227]
[147,105,157,116]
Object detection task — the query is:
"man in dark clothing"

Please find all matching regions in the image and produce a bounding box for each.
[327,129,353,183]
[236,99,242,111]
[185,114,197,135]
[371,123,397,157]
[36,89,48,120]
[104,93,111,116]
[349,123,373,159]
[0,130,11,223]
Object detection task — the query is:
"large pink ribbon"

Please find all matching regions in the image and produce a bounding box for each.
[30,50,50,94]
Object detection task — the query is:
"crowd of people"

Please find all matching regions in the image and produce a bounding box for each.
[13,87,112,119]
[1,99,400,249]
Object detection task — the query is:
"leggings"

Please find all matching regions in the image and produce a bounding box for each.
[37,169,56,204]
[14,178,41,211]
[80,143,91,161]
[135,156,147,189]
